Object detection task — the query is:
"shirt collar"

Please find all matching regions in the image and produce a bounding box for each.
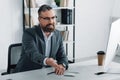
[41,28,54,40]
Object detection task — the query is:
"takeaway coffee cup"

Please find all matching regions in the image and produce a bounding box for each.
[97,51,105,66]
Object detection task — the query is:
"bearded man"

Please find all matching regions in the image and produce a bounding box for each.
[14,4,68,75]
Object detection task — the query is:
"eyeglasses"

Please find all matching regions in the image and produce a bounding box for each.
[40,16,57,21]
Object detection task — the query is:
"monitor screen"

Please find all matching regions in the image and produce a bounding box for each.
[103,19,120,72]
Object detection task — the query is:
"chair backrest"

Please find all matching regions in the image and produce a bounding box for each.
[7,43,22,74]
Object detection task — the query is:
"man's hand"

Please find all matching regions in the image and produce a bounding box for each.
[46,58,65,75]
[54,64,65,75]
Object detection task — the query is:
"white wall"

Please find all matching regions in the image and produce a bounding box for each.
[112,0,120,17]
[75,0,114,60]
[111,0,120,22]
[0,0,23,70]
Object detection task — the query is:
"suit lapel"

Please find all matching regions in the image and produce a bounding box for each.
[41,40,46,55]
[35,25,45,55]
[50,34,56,57]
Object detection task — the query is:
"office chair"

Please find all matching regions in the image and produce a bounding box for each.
[1,43,22,75]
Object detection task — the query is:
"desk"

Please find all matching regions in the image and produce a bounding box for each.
[1,59,120,80]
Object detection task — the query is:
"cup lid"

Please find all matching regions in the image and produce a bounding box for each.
[97,51,105,55]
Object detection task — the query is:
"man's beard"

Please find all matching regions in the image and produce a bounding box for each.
[42,24,55,32]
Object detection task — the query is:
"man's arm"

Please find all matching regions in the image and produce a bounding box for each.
[56,32,69,70]
[22,29,46,66]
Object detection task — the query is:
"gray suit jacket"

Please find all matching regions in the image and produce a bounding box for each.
[14,25,68,72]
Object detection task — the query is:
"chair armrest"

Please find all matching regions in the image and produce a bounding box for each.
[1,72,8,75]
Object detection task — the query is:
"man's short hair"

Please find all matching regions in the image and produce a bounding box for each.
[38,4,52,16]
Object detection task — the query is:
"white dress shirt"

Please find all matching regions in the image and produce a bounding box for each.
[42,30,53,65]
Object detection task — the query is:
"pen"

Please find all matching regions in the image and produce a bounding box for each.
[47,71,55,75]
[95,72,106,75]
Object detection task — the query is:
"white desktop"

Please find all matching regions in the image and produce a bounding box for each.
[103,19,120,72]
[1,59,120,80]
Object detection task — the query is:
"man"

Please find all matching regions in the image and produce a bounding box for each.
[14,4,68,75]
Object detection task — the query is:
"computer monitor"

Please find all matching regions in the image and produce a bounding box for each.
[103,19,120,72]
